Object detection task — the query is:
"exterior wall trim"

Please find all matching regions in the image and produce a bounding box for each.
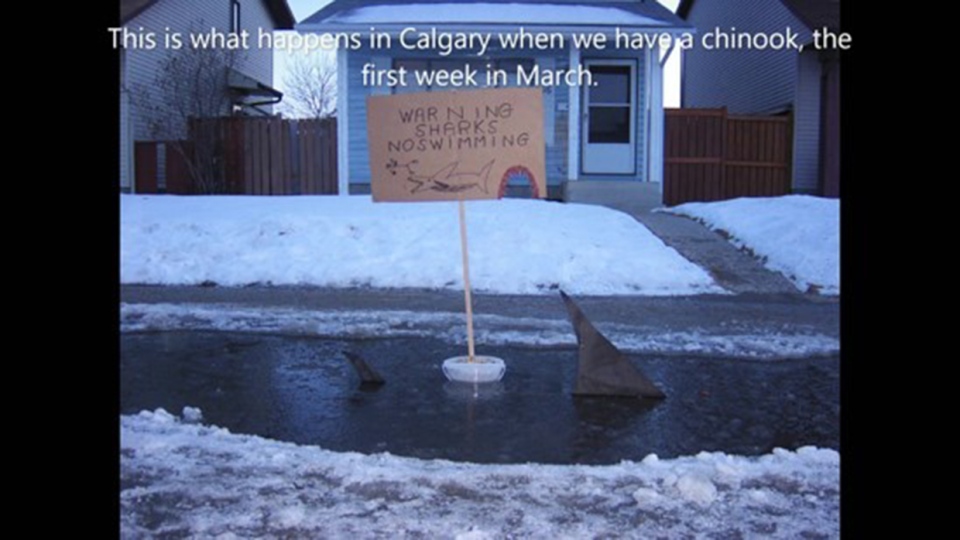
[337,48,350,195]
[567,44,581,181]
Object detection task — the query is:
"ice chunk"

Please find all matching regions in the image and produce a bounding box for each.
[677,474,718,505]
[632,487,662,506]
[182,406,203,424]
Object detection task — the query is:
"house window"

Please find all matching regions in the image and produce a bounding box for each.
[587,65,632,143]
[231,0,241,33]
[392,59,535,93]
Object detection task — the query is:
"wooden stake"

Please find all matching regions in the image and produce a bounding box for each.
[458,197,476,363]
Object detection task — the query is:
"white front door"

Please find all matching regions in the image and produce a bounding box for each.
[581,60,636,175]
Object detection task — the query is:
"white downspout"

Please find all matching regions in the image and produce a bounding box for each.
[649,45,665,185]
[336,48,350,196]
[567,44,581,182]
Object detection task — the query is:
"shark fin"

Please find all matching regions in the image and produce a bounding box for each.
[559,291,665,399]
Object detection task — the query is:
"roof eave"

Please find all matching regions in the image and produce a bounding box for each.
[296,22,695,35]
[120,0,160,24]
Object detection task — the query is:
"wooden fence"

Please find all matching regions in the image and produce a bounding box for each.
[663,108,791,206]
[134,117,338,195]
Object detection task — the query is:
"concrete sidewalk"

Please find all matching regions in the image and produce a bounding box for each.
[564,182,800,295]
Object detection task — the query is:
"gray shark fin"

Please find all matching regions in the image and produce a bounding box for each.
[559,291,665,399]
[344,351,386,386]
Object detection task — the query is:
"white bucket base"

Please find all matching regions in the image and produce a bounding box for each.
[442,356,506,383]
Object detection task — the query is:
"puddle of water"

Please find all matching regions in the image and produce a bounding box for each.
[121,332,839,464]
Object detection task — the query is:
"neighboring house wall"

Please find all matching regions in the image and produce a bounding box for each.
[682,0,823,193]
[120,48,131,190]
[120,0,277,190]
[793,49,822,193]
[682,0,810,114]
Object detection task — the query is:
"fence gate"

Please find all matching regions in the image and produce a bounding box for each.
[663,108,791,206]
[220,117,338,195]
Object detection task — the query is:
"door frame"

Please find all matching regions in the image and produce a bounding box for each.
[580,58,638,176]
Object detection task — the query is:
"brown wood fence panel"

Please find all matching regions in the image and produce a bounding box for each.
[134,142,158,194]
[134,140,191,194]
[256,119,270,194]
[224,117,245,194]
[295,118,338,195]
[165,142,194,194]
[134,118,338,195]
[664,108,791,206]
[301,119,315,194]
[233,117,338,195]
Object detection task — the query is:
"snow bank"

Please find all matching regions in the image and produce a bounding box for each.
[121,195,721,295]
[663,196,839,295]
[121,408,840,538]
[121,302,840,359]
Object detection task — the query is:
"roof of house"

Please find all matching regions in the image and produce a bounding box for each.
[677,0,840,31]
[120,0,296,29]
[300,0,691,30]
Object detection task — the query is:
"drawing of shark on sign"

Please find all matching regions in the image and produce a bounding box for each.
[386,159,496,194]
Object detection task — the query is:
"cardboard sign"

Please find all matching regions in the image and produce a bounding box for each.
[366,88,546,202]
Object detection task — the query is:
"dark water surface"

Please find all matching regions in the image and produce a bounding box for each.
[121,332,839,464]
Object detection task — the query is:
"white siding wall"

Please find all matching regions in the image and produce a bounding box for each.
[793,49,822,193]
[120,0,277,188]
[120,49,131,190]
[682,0,810,114]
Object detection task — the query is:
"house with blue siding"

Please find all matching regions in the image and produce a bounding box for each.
[298,0,692,199]
[119,0,295,192]
[678,0,841,197]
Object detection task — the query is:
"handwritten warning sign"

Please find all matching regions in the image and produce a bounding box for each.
[366,88,546,202]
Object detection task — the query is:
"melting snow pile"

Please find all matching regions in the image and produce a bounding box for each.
[121,195,721,295]
[121,408,840,538]
[663,195,839,294]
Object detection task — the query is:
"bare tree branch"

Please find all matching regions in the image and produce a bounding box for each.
[280,53,337,119]
[132,23,245,194]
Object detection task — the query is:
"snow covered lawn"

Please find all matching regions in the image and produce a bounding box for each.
[663,196,839,295]
[121,409,840,538]
[121,195,721,295]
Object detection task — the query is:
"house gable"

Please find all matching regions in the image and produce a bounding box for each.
[302,0,690,194]
[301,0,689,30]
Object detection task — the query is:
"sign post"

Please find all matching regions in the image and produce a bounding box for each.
[458,197,476,362]
[367,88,546,382]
